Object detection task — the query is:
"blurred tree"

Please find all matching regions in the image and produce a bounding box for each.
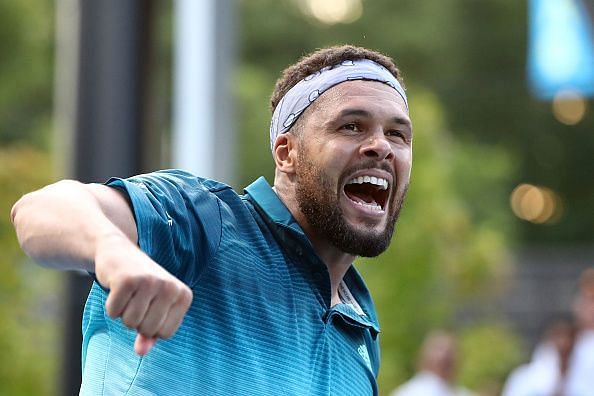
[0,1,57,395]
[458,324,523,395]
[0,0,54,148]
[0,146,58,396]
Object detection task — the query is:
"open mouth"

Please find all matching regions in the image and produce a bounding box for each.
[344,176,389,212]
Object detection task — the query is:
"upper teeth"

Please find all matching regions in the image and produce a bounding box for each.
[347,176,388,190]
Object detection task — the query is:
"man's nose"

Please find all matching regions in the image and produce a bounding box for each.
[360,133,394,161]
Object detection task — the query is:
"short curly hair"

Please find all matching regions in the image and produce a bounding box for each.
[270,45,405,114]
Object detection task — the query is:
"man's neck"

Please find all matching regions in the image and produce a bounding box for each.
[274,181,355,306]
[308,236,355,307]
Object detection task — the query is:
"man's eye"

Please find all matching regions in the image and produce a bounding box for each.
[386,130,404,139]
[342,123,359,131]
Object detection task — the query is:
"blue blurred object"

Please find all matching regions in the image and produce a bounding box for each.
[528,0,594,99]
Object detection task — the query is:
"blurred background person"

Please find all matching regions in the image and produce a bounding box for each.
[502,315,577,396]
[390,330,474,396]
[565,268,594,395]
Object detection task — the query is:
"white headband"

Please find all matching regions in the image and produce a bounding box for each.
[269,58,407,151]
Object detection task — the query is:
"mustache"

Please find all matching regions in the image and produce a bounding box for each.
[340,160,395,183]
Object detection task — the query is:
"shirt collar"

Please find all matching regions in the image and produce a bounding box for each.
[244,176,305,236]
[244,176,380,335]
[342,267,381,336]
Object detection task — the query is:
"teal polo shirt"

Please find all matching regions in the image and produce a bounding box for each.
[81,170,381,395]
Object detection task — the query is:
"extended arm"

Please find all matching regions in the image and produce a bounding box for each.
[10,180,192,355]
[11,180,137,271]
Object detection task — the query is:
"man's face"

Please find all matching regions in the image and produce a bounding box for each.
[293,80,412,257]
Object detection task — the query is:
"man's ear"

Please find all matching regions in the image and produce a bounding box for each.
[273,133,297,174]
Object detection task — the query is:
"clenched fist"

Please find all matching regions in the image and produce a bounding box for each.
[94,233,193,355]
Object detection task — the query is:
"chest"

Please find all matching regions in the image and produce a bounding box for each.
[175,248,378,394]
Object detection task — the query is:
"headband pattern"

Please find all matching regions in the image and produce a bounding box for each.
[270,59,407,151]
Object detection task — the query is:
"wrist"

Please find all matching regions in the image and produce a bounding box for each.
[93,228,133,279]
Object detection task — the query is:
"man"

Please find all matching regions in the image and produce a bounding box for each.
[565,268,594,395]
[11,45,412,395]
[390,330,474,396]
[502,315,577,396]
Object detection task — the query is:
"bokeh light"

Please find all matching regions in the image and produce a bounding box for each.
[510,183,563,224]
[552,90,588,125]
[298,0,363,25]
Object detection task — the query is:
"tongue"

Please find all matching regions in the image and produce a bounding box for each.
[345,190,377,205]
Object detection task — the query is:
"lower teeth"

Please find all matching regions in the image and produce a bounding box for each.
[352,200,382,211]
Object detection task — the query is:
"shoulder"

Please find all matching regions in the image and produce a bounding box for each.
[106,169,238,214]
[124,169,231,193]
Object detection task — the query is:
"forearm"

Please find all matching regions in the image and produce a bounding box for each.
[10,180,136,272]
[12,178,192,356]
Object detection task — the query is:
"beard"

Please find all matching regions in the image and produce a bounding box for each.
[295,150,408,257]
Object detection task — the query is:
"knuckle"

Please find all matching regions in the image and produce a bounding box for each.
[150,277,167,290]
[122,313,140,329]
[122,318,137,329]
[164,317,184,338]
[160,279,179,298]
[105,302,117,318]
[180,287,193,307]
[141,274,158,289]
[177,284,192,303]
[159,328,175,339]
[105,296,124,318]
[131,273,158,289]
[138,324,156,338]
[119,276,138,290]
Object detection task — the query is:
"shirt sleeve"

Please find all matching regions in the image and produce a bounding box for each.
[106,169,223,287]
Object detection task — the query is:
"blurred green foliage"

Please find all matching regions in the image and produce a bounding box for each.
[0,0,54,148]
[459,324,523,393]
[0,1,58,395]
[0,146,58,396]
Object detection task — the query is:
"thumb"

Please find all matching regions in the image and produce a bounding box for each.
[134,333,157,356]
